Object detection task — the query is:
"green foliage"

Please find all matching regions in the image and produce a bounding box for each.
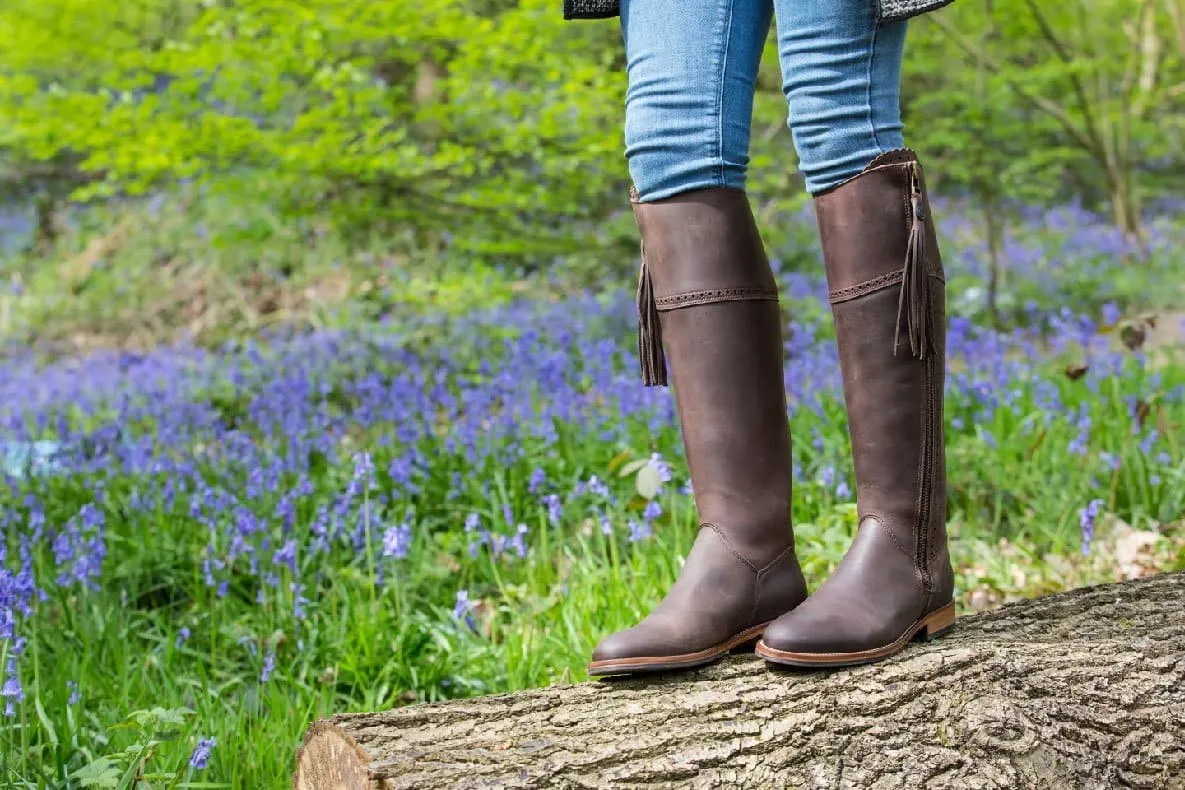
[3,0,1183,270]
[906,0,1185,236]
[0,0,630,264]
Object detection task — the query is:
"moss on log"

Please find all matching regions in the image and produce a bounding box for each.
[295,571,1185,789]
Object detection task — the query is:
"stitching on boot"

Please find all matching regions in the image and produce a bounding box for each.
[828,271,945,305]
[751,543,796,625]
[812,148,919,197]
[829,270,903,304]
[756,541,796,576]
[656,287,778,311]
[866,147,918,171]
[865,514,915,563]
[702,523,759,574]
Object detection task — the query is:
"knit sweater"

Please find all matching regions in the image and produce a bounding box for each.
[563,0,955,24]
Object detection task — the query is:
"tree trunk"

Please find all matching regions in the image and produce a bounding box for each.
[294,572,1185,789]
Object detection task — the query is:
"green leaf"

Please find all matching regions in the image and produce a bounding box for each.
[617,458,649,477]
[635,463,662,501]
[116,741,153,790]
[34,695,59,747]
[70,757,122,789]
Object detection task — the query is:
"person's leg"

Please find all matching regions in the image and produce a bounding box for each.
[773,0,908,194]
[755,3,955,667]
[588,0,807,677]
[619,0,768,201]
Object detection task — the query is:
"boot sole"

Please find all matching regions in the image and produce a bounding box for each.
[587,621,772,678]
[753,602,956,669]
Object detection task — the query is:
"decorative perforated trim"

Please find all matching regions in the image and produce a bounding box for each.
[829,271,903,304]
[655,287,778,311]
[828,269,945,305]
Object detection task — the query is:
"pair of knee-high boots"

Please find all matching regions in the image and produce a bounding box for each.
[589,149,955,675]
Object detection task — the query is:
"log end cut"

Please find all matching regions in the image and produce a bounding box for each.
[294,720,373,790]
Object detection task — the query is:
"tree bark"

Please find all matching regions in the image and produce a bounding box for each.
[294,571,1185,789]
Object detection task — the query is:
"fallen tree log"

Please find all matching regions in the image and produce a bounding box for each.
[295,571,1185,789]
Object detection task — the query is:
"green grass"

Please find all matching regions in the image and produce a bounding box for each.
[2,191,1185,787]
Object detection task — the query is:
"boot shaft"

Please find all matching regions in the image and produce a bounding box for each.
[813,149,950,603]
[630,186,795,568]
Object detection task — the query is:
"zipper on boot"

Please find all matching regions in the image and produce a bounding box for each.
[893,161,933,359]
[916,354,935,595]
[911,161,938,598]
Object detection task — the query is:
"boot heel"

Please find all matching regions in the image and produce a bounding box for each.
[919,603,956,641]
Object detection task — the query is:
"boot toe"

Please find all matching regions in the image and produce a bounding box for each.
[590,627,654,664]
[589,616,696,663]
[761,607,860,656]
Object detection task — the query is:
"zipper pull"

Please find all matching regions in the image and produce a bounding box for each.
[893,160,933,359]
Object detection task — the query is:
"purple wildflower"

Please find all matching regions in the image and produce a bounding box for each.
[584,475,610,499]
[648,453,673,485]
[2,658,23,716]
[382,521,413,559]
[642,499,662,522]
[189,737,216,770]
[451,589,479,633]
[1139,430,1159,455]
[628,520,651,542]
[352,451,375,484]
[541,493,562,526]
[511,524,529,558]
[1079,498,1104,556]
[452,589,471,619]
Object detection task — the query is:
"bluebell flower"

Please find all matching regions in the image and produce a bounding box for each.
[628,520,651,542]
[648,453,672,485]
[541,494,562,526]
[642,499,662,522]
[511,524,529,558]
[189,737,216,770]
[1079,498,1104,556]
[382,522,412,559]
[585,475,611,499]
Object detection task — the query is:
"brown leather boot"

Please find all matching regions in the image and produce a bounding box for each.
[587,186,807,677]
[755,149,956,668]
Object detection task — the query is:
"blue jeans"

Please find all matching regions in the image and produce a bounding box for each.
[620,0,908,199]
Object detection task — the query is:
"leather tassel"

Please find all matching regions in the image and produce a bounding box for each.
[636,239,668,386]
[894,162,933,359]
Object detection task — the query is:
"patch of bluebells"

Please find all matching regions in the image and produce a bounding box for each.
[0,209,1181,727]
